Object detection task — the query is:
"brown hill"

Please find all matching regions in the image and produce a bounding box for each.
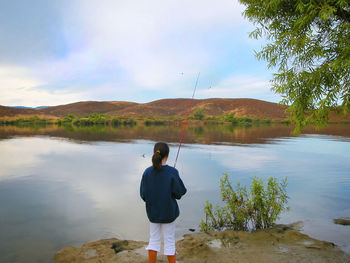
[37,101,137,117]
[0,105,37,117]
[1,99,288,119]
[1,98,349,122]
[111,98,288,120]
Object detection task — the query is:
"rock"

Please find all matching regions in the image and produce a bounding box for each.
[111,240,129,253]
[54,238,147,263]
[305,244,322,249]
[278,246,289,253]
[54,223,350,263]
[333,218,350,225]
[84,249,98,259]
[206,239,222,249]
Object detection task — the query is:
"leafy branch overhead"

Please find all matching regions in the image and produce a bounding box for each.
[239,0,350,132]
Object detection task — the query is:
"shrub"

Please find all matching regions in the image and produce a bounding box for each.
[72,118,81,126]
[205,116,218,121]
[199,173,289,232]
[79,117,92,126]
[144,118,152,126]
[239,117,253,123]
[122,118,136,126]
[193,109,205,120]
[144,119,167,126]
[63,114,77,123]
[111,116,121,126]
[87,113,107,125]
[221,113,237,123]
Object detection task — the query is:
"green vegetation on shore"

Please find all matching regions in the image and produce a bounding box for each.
[0,114,137,127]
[0,116,54,126]
[200,173,289,232]
[206,113,273,125]
[6,108,349,127]
[143,118,171,126]
[189,110,274,124]
[0,112,278,127]
[56,113,136,126]
[186,109,273,124]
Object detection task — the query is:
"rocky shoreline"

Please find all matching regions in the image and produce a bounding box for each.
[54,223,350,263]
[333,218,350,226]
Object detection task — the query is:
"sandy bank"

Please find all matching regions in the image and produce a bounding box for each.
[54,223,349,263]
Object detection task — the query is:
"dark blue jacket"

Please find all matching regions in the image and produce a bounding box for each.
[140,165,187,223]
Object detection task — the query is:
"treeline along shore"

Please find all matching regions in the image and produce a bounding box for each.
[1,98,350,127]
[0,112,276,127]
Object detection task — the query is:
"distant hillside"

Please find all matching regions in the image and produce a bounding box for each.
[0,105,37,116]
[10,106,49,109]
[0,98,288,120]
[1,98,349,122]
[10,106,33,109]
[108,98,288,120]
[37,101,137,117]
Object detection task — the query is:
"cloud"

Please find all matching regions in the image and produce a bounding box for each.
[0,0,277,106]
[198,74,281,102]
[0,66,86,107]
[198,145,278,171]
[57,0,249,89]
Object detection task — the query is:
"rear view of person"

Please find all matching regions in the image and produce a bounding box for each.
[140,142,187,263]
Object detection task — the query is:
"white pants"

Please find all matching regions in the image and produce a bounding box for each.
[146,221,176,256]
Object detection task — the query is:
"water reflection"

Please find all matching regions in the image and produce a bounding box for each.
[0,138,153,262]
[1,123,350,145]
[0,177,98,263]
[0,125,349,263]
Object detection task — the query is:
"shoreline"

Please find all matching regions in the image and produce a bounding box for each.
[54,222,350,263]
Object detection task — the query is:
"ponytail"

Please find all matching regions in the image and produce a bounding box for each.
[152,142,169,171]
[152,150,162,171]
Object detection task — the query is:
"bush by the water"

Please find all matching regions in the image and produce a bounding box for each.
[194,109,205,120]
[144,118,169,126]
[56,113,136,126]
[189,109,206,120]
[199,173,289,232]
[204,113,271,125]
[0,116,50,125]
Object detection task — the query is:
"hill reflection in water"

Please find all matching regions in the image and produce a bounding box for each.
[1,123,349,144]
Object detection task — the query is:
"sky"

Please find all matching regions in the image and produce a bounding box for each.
[0,0,281,107]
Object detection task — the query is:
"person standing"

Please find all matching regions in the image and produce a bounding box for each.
[140,142,187,263]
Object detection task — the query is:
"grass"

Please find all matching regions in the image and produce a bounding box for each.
[56,114,137,127]
[0,113,289,128]
[0,114,137,127]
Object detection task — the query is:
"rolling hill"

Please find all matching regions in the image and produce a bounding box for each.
[1,98,349,122]
[108,98,288,119]
[0,105,37,116]
[37,101,137,117]
[0,98,289,120]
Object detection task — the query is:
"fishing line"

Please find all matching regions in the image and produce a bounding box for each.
[174,72,200,168]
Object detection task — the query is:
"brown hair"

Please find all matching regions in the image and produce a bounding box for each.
[152,142,169,171]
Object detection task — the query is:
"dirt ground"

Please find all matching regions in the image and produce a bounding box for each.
[54,223,350,263]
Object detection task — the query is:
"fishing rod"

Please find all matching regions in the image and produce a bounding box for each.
[174,72,200,168]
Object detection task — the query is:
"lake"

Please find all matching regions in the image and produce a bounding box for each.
[0,123,349,262]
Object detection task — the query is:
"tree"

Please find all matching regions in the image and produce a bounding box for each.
[193,109,206,120]
[239,0,350,132]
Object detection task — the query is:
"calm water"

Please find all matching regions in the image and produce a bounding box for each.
[0,124,349,262]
